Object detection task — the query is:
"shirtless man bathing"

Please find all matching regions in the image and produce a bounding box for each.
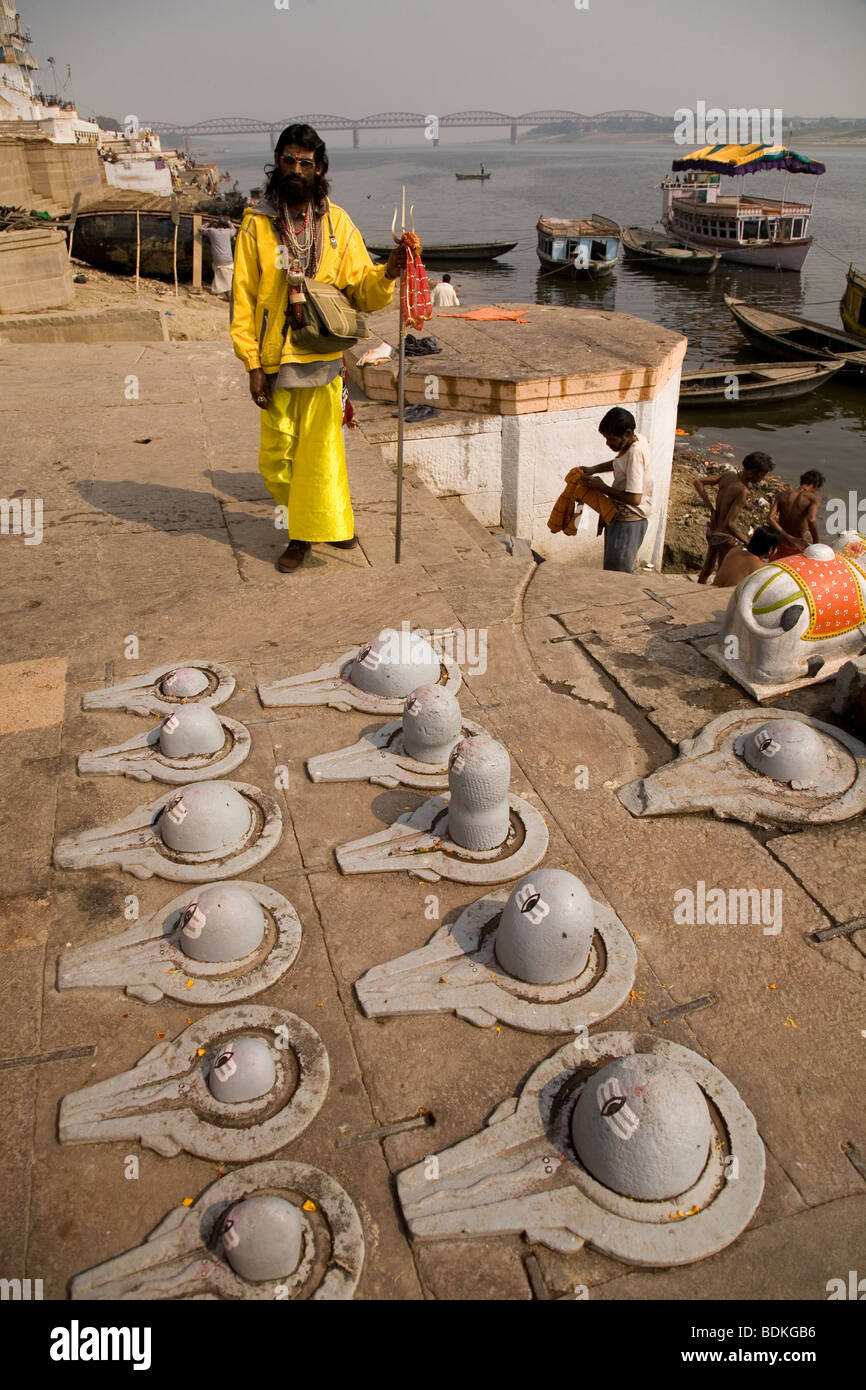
[769,470,824,557]
[693,452,774,584]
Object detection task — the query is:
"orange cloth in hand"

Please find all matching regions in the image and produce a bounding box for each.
[548,468,618,534]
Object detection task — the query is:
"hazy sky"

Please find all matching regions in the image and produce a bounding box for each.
[19,0,866,124]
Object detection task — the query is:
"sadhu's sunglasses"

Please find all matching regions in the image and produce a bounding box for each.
[278,153,316,170]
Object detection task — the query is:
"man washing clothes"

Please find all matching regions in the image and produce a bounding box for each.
[579,408,654,573]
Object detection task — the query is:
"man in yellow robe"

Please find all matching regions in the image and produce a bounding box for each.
[231,123,404,571]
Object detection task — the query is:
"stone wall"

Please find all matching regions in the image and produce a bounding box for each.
[0,228,74,313]
[377,414,503,527]
[375,369,681,566]
[0,139,32,206]
[508,368,682,567]
[23,139,103,205]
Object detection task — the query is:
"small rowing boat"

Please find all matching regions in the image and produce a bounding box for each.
[679,360,843,407]
[622,225,720,275]
[455,172,491,181]
[725,296,866,380]
[365,240,517,262]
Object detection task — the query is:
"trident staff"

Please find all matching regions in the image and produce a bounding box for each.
[391,188,433,564]
[392,189,407,564]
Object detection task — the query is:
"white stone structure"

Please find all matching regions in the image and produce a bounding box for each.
[350,303,685,567]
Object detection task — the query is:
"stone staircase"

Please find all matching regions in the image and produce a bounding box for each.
[348,418,523,575]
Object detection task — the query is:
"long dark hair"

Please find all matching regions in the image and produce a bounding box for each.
[264,123,331,205]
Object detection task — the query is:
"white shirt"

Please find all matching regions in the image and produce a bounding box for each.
[611,433,653,519]
[431,281,460,306]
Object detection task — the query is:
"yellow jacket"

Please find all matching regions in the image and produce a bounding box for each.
[230,198,396,372]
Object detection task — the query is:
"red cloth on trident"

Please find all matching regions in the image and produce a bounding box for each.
[398,232,433,330]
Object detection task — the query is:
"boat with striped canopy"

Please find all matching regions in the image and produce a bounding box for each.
[660,144,825,271]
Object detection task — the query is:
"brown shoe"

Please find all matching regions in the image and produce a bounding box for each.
[327,535,359,549]
[277,540,310,572]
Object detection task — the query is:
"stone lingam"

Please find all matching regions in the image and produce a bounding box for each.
[70,1160,364,1300]
[306,684,486,790]
[397,1032,764,1267]
[335,734,548,884]
[257,625,462,714]
[355,868,636,1032]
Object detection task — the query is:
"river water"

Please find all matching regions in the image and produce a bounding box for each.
[215,138,866,495]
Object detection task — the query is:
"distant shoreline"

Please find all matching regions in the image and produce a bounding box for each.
[520,130,866,147]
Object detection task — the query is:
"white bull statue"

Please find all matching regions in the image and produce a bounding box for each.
[708,539,866,697]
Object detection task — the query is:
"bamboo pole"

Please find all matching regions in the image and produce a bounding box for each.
[395,309,405,564]
[67,190,81,261]
[134,210,140,293]
[191,213,203,295]
[170,192,180,297]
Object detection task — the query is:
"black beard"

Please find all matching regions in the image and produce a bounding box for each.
[278,174,311,206]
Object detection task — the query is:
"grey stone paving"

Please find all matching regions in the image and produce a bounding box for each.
[0,341,864,1300]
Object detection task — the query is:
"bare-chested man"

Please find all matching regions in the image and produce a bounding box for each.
[693,451,774,584]
[769,469,824,558]
[713,524,780,588]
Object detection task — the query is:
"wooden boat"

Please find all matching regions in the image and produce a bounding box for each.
[622,225,719,275]
[365,240,517,262]
[679,360,843,407]
[840,265,866,340]
[725,296,866,380]
[455,172,491,181]
[72,208,214,279]
[536,213,620,280]
[69,190,245,281]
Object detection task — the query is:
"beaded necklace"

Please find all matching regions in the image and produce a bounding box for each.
[278,200,318,277]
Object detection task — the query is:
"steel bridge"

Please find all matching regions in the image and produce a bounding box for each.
[142,109,669,147]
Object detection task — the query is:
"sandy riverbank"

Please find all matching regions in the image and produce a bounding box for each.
[68,256,232,341]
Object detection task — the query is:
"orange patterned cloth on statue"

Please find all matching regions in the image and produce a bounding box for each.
[548,467,619,534]
[771,553,866,639]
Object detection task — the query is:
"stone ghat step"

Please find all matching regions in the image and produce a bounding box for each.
[348,422,511,566]
[437,495,510,559]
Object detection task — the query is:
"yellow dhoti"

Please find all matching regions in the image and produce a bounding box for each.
[258,378,353,543]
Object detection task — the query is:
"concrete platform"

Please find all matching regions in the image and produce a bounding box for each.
[347,303,687,566]
[0,340,863,1302]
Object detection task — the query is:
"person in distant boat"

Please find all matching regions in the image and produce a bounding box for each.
[580,407,654,573]
[769,469,824,558]
[480,164,486,175]
[231,123,404,572]
[693,452,774,584]
[431,273,460,307]
[713,524,780,588]
[202,218,237,299]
